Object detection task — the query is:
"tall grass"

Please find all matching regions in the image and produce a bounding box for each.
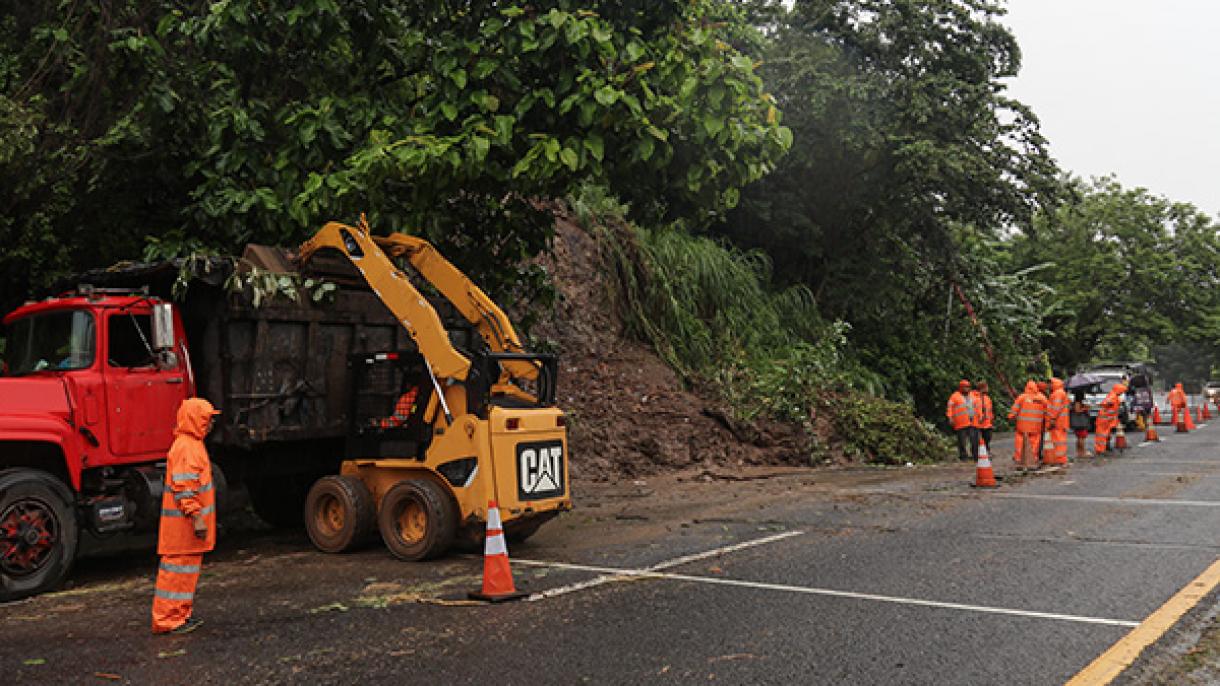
[571,183,858,422]
[568,184,951,463]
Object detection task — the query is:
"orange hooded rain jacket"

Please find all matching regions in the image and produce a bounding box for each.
[157,398,219,556]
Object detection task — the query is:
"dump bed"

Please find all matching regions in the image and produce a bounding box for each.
[62,245,465,451]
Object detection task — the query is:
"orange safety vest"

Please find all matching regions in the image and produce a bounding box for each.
[971,392,994,429]
[1098,395,1121,423]
[158,399,218,556]
[1010,393,1046,433]
[946,391,976,430]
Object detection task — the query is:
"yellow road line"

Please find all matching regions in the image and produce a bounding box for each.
[1067,558,1220,685]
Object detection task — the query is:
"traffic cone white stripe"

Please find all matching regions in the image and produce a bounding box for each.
[485,529,507,556]
[487,504,502,529]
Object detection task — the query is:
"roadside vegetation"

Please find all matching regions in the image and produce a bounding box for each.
[3,0,1219,458]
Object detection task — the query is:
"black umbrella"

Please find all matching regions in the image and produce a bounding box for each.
[1065,373,1105,390]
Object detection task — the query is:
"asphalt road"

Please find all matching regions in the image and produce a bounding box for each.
[3,411,1220,685]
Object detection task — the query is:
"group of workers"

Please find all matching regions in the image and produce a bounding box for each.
[946,378,1199,472]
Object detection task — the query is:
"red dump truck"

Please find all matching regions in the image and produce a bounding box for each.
[0,235,570,601]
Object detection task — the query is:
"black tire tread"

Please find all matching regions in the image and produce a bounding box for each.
[304,475,375,553]
[0,468,79,603]
[377,478,457,561]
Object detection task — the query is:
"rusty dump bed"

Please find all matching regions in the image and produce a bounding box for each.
[62,245,464,452]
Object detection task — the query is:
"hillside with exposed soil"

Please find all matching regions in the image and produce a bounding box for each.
[533,213,817,481]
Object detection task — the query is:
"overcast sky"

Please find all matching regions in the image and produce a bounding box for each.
[1000,1,1220,219]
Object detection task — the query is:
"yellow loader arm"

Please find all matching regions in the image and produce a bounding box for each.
[298,220,471,382]
[373,232,539,382]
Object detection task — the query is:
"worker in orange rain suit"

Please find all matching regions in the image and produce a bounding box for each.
[971,381,995,454]
[1046,378,1071,465]
[1168,383,1188,427]
[1094,384,1127,455]
[1008,381,1047,470]
[152,398,220,634]
[946,380,978,462]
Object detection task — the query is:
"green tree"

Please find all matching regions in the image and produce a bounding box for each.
[714,0,1060,411]
[0,0,789,314]
[1013,177,1220,375]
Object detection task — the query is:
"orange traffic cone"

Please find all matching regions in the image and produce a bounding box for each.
[1204,403,1212,420]
[1186,407,1197,431]
[469,501,527,603]
[974,438,997,488]
[1145,423,1160,442]
[1114,423,1128,451]
[1153,406,1164,425]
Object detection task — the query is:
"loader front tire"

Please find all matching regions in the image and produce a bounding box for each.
[304,476,375,553]
[377,478,457,561]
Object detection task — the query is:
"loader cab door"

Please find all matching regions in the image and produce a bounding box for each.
[103,311,186,459]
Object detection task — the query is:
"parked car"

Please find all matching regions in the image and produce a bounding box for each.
[1078,374,1134,430]
[1205,381,1220,402]
[1081,363,1155,428]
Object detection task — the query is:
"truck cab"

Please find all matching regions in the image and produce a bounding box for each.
[0,290,193,601]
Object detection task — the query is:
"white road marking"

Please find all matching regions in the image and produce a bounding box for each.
[969,532,1220,552]
[1133,472,1219,477]
[1128,460,1219,466]
[517,559,1138,627]
[521,530,804,601]
[995,493,1220,507]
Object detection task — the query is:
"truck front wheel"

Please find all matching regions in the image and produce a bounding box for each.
[377,479,457,561]
[304,476,375,553]
[0,468,79,602]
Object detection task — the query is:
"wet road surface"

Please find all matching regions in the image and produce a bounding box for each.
[3,414,1220,684]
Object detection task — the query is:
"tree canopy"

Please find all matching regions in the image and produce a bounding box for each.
[0,0,788,311]
[2,0,1218,424]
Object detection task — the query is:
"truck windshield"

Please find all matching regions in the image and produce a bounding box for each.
[4,311,96,375]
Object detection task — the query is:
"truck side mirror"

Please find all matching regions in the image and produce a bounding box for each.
[152,303,179,369]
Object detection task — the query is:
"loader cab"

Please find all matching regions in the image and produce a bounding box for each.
[346,351,435,460]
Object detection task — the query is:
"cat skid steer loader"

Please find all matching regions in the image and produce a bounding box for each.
[297,218,571,559]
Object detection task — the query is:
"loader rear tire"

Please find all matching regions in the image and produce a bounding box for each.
[304,476,375,553]
[377,478,457,561]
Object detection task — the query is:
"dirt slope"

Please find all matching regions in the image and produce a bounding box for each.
[532,214,814,482]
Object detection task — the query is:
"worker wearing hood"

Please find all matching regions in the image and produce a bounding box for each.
[1168,382,1189,429]
[152,398,220,634]
[1008,381,1047,470]
[1046,378,1070,465]
[1094,383,1127,454]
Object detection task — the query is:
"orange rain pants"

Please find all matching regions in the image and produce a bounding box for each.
[1094,419,1114,454]
[1014,432,1041,468]
[152,554,203,633]
[1048,428,1069,465]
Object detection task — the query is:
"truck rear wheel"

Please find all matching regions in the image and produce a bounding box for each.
[304,476,375,553]
[0,468,79,602]
[377,478,457,561]
[247,475,311,528]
